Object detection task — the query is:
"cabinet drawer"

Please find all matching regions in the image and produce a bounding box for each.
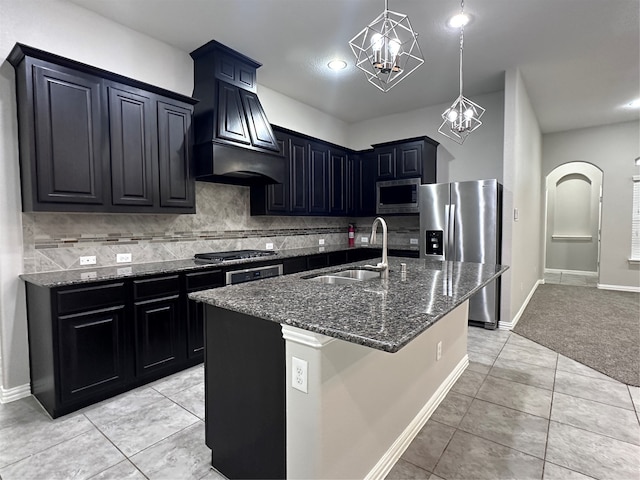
[133,275,180,300]
[185,269,224,292]
[57,283,125,315]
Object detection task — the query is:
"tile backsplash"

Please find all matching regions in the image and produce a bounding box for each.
[22,182,419,273]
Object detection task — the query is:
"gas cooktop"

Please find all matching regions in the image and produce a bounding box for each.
[194,249,278,263]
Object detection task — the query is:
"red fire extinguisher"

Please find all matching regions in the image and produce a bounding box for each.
[348,223,355,247]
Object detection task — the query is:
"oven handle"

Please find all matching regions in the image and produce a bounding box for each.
[225,264,283,285]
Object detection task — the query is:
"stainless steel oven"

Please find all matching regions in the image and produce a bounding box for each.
[225,264,283,285]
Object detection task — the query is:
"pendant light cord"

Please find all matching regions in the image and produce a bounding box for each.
[459,0,465,100]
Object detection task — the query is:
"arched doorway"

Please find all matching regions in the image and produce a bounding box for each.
[544,162,603,286]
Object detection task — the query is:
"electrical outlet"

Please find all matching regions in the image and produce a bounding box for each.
[80,255,96,266]
[116,253,132,263]
[266,243,274,250]
[436,341,442,361]
[361,236,369,244]
[318,238,325,245]
[410,238,419,245]
[292,356,308,393]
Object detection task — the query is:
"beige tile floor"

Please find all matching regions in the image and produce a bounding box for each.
[1,328,639,479]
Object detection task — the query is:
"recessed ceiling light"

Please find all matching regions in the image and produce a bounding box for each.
[448,13,470,28]
[624,98,640,109]
[327,59,347,71]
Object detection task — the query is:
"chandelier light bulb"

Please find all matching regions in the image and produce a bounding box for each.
[388,38,401,56]
[464,109,474,118]
[371,33,383,51]
[447,109,458,122]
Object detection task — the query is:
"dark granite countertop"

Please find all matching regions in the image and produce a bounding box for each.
[19,244,417,288]
[189,257,508,353]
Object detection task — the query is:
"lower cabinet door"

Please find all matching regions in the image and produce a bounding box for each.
[58,305,126,403]
[186,299,205,359]
[134,295,181,377]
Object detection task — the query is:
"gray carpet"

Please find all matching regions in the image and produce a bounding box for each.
[513,284,640,386]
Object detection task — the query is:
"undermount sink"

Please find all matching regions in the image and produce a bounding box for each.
[307,275,362,285]
[332,269,380,281]
[306,269,380,285]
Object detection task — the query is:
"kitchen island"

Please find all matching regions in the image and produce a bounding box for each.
[190,257,507,479]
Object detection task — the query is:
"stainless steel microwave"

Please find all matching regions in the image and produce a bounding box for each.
[376,178,421,214]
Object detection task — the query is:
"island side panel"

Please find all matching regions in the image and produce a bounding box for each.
[204,305,286,479]
[285,301,469,480]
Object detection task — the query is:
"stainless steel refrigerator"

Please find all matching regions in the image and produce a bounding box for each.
[419,179,503,329]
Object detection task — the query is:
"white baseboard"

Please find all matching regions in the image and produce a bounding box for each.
[365,355,469,480]
[0,383,31,404]
[597,283,640,293]
[544,268,598,276]
[499,279,543,330]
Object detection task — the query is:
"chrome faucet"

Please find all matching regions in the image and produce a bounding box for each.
[366,217,389,279]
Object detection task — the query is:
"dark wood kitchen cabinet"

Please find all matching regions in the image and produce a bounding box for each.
[157,100,195,209]
[107,84,155,207]
[308,141,330,215]
[8,43,197,214]
[132,275,182,378]
[25,63,106,208]
[250,127,353,217]
[184,269,225,360]
[25,281,129,418]
[372,137,438,183]
[329,148,349,215]
[349,151,376,217]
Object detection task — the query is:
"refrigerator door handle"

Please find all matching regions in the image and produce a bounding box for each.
[444,204,450,261]
[448,204,456,261]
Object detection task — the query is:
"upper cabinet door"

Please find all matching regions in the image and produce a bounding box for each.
[107,85,155,207]
[216,82,251,145]
[240,90,280,152]
[266,136,289,213]
[375,147,395,180]
[308,141,330,215]
[157,100,195,210]
[329,149,348,215]
[396,141,423,178]
[289,136,308,214]
[32,64,105,205]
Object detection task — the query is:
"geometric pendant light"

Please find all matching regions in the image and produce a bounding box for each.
[438,0,485,143]
[349,0,424,92]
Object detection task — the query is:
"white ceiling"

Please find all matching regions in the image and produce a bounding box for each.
[68,0,639,134]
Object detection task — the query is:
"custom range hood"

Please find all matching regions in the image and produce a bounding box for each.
[190,40,284,186]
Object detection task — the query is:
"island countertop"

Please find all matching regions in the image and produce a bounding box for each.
[190,257,508,353]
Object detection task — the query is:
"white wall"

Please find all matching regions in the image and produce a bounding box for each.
[501,69,543,327]
[542,121,640,289]
[259,85,350,147]
[347,90,505,184]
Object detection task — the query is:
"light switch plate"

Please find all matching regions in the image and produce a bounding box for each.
[410,238,419,245]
